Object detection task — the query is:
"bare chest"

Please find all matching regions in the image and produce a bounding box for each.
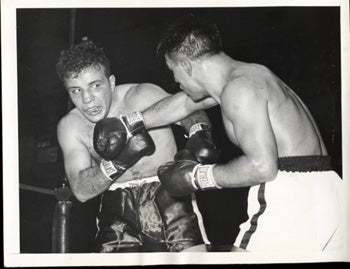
[79,124,101,162]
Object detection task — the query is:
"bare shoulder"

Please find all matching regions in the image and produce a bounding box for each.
[237,62,272,76]
[224,63,273,97]
[58,109,80,129]
[57,109,84,142]
[124,83,170,110]
[222,64,272,113]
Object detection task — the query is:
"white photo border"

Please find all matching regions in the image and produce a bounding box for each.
[2,0,350,266]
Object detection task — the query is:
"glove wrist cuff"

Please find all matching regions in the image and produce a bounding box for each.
[189,123,209,138]
[100,159,126,181]
[193,164,222,190]
[122,111,145,137]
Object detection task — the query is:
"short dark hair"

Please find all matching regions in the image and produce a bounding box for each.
[56,40,111,82]
[157,14,222,62]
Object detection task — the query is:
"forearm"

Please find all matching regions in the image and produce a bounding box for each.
[142,92,217,129]
[213,155,278,188]
[158,152,276,196]
[71,166,111,202]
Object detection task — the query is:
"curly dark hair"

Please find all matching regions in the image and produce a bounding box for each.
[157,14,222,62]
[56,40,111,82]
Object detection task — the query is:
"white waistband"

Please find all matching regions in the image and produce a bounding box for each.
[108,176,159,190]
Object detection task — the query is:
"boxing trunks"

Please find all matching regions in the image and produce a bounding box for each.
[95,176,204,252]
[234,156,343,252]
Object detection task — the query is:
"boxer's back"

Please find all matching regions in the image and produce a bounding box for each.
[230,63,327,157]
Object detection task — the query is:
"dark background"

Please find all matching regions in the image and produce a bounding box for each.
[17,7,342,253]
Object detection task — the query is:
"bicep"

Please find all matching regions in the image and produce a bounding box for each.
[57,122,92,186]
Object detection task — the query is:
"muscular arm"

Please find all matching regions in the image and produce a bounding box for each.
[57,118,111,202]
[142,91,217,129]
[212,79,278,187]
[128,84,216,131]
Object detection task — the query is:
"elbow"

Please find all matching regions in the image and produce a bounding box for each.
[71,189,89,203]
[68,175,92,203]
[76,196,88,203]
[253,159,278,183]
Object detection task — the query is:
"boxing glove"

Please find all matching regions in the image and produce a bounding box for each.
[158,149,222,197]
[174,148,198,162]
[100,130,155,182]
[186,123,220,164]
[94,111,145,160]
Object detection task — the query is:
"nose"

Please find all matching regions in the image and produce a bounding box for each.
[82,89,95,104]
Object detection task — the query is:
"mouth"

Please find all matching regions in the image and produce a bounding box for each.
[85,106,102,116]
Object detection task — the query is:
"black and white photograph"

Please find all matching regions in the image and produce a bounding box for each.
[2,0,350,266]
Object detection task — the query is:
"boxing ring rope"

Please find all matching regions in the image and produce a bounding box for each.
[20,178,73,253]
[19,183,55,196]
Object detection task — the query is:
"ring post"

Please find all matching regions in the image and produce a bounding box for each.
[52,177,72,253]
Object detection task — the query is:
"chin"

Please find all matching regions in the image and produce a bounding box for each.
[84,113,105,123]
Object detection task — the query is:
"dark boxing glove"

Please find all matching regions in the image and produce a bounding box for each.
[158,149,222,197]
[186,123,220,164]
[100,130,155,182]
[174,148,198,162]
[94,111,146,160]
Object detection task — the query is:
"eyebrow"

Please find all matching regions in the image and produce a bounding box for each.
[88,79,103,85]
[67,79,103,90]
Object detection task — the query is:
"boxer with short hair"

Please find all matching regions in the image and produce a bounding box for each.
[97,14,344,252]
[56,40,218,252]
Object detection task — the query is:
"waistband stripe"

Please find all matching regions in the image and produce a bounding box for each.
[278,156,332,172]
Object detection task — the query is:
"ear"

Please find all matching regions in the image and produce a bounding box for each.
[109,74,116,88]
[179,59,192,76]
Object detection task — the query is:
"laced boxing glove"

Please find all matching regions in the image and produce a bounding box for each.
[100,130,155,182]
[94,111,145,160]
[158,149,222,197]
[185,123,220,164]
